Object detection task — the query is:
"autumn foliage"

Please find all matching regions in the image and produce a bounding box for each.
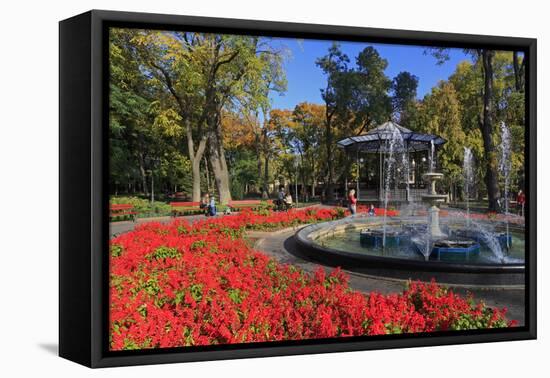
[110,208,515,350]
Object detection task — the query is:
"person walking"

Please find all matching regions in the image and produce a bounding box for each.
[348,189,357,216]
[517,189,526,217]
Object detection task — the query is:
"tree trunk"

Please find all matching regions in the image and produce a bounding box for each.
[209,141,232,204]
[151,65,206,202]
[255,131,263,195]
[512,51,523,92]
[138,152,149,196]
[262,156,269,199]
[186,120,207,202]
[191,159,201,201]
[204,156,211,193]
[208,115,232,205]
[481,50,500,211]
[311,160,316,198]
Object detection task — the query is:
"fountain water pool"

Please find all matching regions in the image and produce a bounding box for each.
[294,216,525,285]
[293,154,523,285]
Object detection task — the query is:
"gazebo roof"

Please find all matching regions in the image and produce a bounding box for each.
[336,121,446,153]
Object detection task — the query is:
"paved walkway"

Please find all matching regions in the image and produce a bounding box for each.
[110,214,206,238]
[249,228,525,325]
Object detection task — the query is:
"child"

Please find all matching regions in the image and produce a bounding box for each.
[368,204,376,216]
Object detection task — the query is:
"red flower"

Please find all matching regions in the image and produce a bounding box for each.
[109,208,515,350]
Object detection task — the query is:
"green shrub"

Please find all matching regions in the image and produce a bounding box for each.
[110,196,172,218]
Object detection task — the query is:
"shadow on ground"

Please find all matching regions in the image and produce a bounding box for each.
[38,343,58,356]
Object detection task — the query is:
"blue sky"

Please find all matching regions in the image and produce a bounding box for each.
[267,38,471,110]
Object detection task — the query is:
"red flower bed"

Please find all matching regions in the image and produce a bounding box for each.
[354,205,399,216]
[109,208,515,350]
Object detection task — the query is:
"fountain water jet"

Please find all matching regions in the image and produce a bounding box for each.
[446,211,507,263]
[499,122,512,251]
[463,147,474,231]
[381,124,409,247]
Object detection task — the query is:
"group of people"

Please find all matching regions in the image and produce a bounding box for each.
[197,187,524,219]
[200,186,294,217]
[200,193,217,216]
[347,188,526,218]
[274,185,293,211]
[347,189,375,216]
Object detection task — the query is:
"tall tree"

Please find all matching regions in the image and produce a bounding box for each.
[109,29,160,196]
[427,47,500,210]
[290,103,325,198]
[391,71,419,125]
[316,43,350,200]
[480,50,500,211]
[352,47,393,128]
[130,31,208,201]
[416,81,466,197]
[129,32,286,204]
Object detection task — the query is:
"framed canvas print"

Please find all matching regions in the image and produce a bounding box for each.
[59,10,536,368]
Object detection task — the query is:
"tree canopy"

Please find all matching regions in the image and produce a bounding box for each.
[109,28,525,209]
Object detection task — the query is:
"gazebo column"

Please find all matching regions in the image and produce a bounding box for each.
[356,148,360,200]
[379,151,384,203]
[406,141,410,202]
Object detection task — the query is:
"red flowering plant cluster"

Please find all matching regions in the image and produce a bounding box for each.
[354,205,399,216]
[109,208,515,351]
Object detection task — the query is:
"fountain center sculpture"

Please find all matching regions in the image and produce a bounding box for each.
[421,171,447,240]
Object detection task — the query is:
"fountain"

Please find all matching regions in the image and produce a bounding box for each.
[296,121,525,285]
[414,147,484,260]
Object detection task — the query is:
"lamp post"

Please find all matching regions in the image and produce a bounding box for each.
[294,155,299,207]
[146,169,154,203]
[148,156,160,204]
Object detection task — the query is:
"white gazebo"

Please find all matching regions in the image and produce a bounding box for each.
[337,121,446,202]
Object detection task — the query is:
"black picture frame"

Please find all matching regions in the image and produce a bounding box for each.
[59,9,537,368]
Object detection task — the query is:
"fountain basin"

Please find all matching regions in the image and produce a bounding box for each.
[451,229,513,249]
[360,229,410,248]
[294,216,525,286]
[430,239,480,259]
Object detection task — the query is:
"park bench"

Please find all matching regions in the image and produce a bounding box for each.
[228,200,273,211]
[170,191,186,200]
[170,201,201,217]
[109,204,137,222]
